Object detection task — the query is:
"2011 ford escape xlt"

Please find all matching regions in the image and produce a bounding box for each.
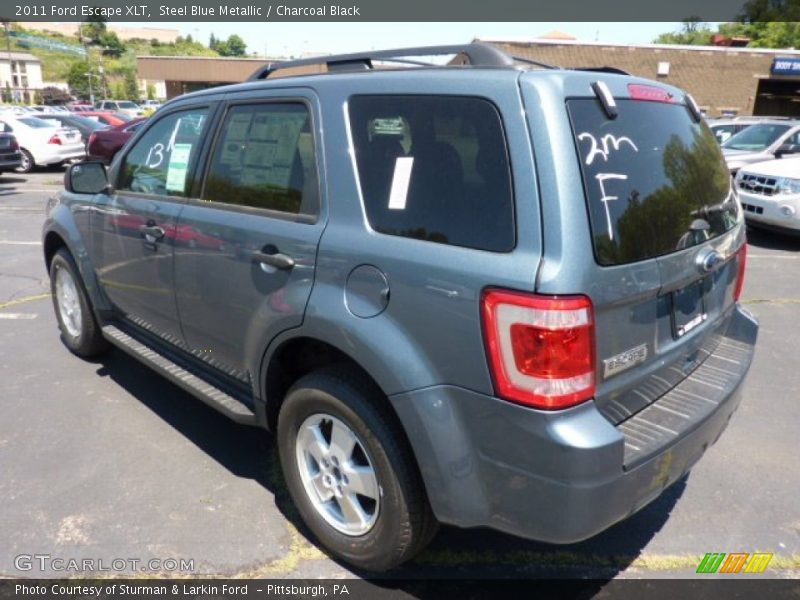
[43,43,758,571]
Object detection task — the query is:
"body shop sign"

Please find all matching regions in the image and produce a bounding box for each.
[772,57,800,75]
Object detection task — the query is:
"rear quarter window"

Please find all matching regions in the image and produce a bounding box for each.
[568,98,739,265]
[348,95,515,252]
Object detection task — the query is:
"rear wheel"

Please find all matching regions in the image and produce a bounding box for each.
[277,368,437,571]
[49,248,109,357]
[16,149,34,173]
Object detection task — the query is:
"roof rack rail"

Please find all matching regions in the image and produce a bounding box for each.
[573,66,631,75]
[247,42,520,80]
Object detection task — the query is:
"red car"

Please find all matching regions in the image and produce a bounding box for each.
[76,111,131,128]
[86,117,147,164]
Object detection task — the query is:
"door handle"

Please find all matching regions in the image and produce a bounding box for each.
[140,225,166,242]
[252,250,295,271]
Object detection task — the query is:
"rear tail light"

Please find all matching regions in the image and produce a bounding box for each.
[87,132,96,148]
[9,138,18,151]
[482,290,595,410]
[627,83,677,104]
[733,243,747,302]
[47,134,62,145]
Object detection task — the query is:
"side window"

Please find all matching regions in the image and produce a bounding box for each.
[203,102,318,215]
[0,122,11,133]
[348,95,515,252]
[118,107,209,197]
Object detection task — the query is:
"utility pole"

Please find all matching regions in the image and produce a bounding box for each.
[2,21,12,102]
[77,22,94,104]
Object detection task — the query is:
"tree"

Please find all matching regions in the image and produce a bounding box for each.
[209,33,217,51]
[222,34,246,56]
[67,61,91,99]
[655,14,800,49]
[738,0,800,21]
[82,12,107,44]
[147,83,155,100]
[100,31,125,58]
[124,71,139,101]
[2,82,11,103]
[654,19,714,45]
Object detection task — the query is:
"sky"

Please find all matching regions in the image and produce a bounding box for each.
[134,22,706,58]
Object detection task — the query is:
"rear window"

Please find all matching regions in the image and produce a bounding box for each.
[348,95,515,252]
[568,98,738,266]
[19,117,54,128]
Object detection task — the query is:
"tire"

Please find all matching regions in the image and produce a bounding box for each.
[49,248,109,357]
[15,149,34,173]
[277,368,437,571]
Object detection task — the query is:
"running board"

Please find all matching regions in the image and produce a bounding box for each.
[101,325,258,426]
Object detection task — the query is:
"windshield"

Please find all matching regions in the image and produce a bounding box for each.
[117,101,138,109]
[112,112,133,122]
[722,123,791,151]
[568,98,739,266]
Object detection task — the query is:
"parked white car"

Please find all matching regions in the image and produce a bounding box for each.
[94,100,144,118]
[736,156,800,233]
[0,115,85,172]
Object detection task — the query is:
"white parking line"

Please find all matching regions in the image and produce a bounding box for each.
[0,313,37,319]
[0,241,41,245]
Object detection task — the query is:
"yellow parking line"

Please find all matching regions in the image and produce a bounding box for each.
[0,293,51,310]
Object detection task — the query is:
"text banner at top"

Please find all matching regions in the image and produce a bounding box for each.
[4,0,749,22]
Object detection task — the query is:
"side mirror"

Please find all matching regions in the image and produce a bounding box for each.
[775,143,799,159]
[65,161,109,194]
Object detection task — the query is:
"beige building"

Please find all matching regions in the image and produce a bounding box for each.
[137,56,323,98]
[0,51,44,103]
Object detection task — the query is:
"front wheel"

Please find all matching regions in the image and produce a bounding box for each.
[277,369,437,571]
[49,248,109,357]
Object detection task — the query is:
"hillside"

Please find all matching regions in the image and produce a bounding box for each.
[0,24,222,97]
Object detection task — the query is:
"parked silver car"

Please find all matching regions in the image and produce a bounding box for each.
[721,120,800,174]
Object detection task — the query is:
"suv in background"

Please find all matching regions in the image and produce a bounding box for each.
[722,119,800,173]
[43,43,757,571]
[93,100,144,118]
[736,156,800,234]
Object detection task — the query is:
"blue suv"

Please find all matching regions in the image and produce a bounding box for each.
[43,43,757,571]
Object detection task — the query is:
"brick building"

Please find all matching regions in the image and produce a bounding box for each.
[136,37,800,116]
[483,38,800,117]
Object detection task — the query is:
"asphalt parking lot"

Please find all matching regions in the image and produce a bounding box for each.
[1,168,799,581]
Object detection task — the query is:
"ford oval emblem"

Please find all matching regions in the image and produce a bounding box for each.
[698,250,723,273]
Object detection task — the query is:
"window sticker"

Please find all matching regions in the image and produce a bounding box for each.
[387,156,414,210]
[165,143,192,193]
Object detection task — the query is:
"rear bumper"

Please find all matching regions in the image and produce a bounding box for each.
[0,151,21,170]
[34,145,85,166]
[390,304,758,543]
